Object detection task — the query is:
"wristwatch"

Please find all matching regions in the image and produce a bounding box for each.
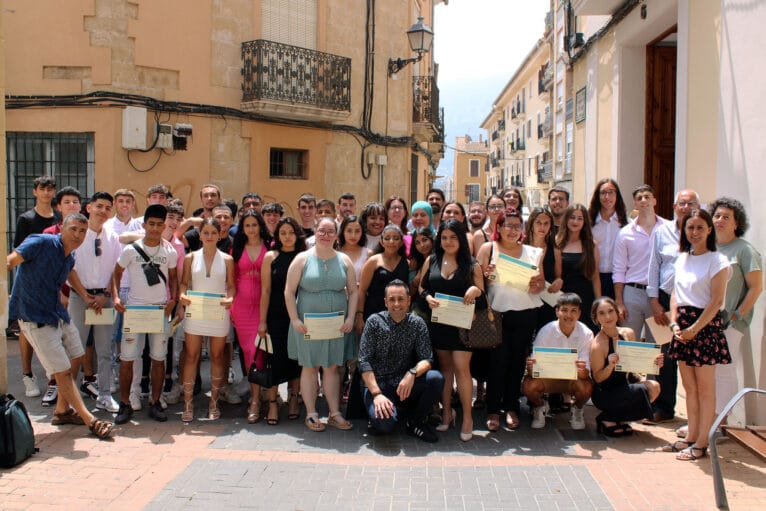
[408,367,418,376]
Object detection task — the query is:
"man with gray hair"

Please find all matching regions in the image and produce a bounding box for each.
[644,188,700,424]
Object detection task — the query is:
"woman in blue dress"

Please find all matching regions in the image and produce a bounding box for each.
[286,217,359,432]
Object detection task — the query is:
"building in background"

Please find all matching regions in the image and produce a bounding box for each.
[3,0,445,245]
[480,35,551,208]
[451,134,487,204]
[569,0,765,420]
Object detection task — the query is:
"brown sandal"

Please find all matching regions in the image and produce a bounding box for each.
[304,413,326,432]
[327,412,353,430]
[247,400,262,424]
[89,418,114,439]
[52,409,85,426]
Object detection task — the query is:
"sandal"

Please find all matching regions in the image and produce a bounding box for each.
[52,409,85,426]
[328,412,353,430]
[181,401,194,423]
[662,440,693,452]
[88,418,114,439]
[266,400,279,426]
[304,413,326,432]
[676,445,708,461]
[505,411,520,430]
[597,419,626,437]
[247,399,262,424]
[619,422,634,435]
[288,391,300,420]
[486,413,500,432]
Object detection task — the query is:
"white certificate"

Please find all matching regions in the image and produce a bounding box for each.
[123,305,166,334]
[431,293,475,330]
[532,347,578,380]
[304,311,345,340]
[185,291,226,321]
[645,313,673,345]
[85,308,115,325]
[540,283,563,307]
[495,253,538,291]
[615,340,661,376]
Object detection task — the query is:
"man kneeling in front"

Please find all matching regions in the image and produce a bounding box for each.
[523,293,594,430]
[358,279,443,442]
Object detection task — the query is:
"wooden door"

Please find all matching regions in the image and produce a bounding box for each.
[644,44,677,219]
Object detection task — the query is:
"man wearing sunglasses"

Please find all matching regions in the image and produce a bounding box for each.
[66,191,122,413]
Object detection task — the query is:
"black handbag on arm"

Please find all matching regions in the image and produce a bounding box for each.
[247,334,273,388]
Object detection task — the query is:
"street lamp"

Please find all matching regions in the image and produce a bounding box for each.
[388,16,434,76]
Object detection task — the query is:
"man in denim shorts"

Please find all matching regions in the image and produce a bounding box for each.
[112,204,178,424]
[7,213,114,438]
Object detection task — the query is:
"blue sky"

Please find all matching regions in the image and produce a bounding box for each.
[433,0,550,185]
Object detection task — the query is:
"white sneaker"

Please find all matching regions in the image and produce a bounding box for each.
[96,395,120,413]
[570,406,586,430]
[163,382,182,405]
[219,385,242,404]
[22,375,41,397]
[228,367,235,384]
[129,391,142,411]
[531,404,548,429]
[159,393,168,410]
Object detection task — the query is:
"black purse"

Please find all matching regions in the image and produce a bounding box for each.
[247,334,273,388]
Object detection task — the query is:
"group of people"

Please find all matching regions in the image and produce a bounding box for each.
[7,177,762,456]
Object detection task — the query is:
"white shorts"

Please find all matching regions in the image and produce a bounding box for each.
[19,319,84,376]
[121,325,169,363]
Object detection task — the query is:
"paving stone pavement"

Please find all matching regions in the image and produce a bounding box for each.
[1,338,765,510]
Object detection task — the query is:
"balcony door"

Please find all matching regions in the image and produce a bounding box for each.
[644,39,677,219]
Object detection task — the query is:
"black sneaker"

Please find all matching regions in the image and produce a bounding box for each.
[80,378,98,399]
[115,401,134,425]
[148,401,168,422]
[406,420,438,443]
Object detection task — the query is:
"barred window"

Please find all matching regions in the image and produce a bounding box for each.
[270,148,307,179]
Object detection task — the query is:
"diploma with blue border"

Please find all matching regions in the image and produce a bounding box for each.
[85,308,115,325]
[304,311,345,340]
[615,340,661,375]
[123,305,166,334]
[495,252,538,291]
[185,291,226,321]
[540,282,563,307]
[431,293,475,329]
[532,347,578,380]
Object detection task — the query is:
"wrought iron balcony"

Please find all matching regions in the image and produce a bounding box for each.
[516,138,525,151]
[537,161,553,183]
[511,107,518,120]
[541,114,553,137]
[538,64,553,95]
[413,76,445,144]
[498,119,506,132]
[241,39,351,122]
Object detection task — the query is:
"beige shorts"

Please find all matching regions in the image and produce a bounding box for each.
[19,319,84,376]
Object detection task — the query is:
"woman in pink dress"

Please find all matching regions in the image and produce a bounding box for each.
[230,210,271,423]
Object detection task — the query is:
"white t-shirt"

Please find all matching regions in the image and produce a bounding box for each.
[533,320,594,370]
[673,251,730,309]
[487,243,543,311]
[118,239,177,305]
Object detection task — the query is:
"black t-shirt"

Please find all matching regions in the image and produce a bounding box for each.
[14,209,59,247]
[184,229,233,253]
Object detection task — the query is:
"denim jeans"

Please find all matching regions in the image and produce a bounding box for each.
[363,369,444,433]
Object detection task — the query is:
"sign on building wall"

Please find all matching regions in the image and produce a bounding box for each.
[575,87,586,124]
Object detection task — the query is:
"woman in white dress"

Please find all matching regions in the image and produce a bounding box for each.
[177,218,235,422]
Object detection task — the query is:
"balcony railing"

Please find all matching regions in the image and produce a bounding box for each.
[538,64,553,94]
[537,161,553,183]
[241,39,351,120]
[541,115,553,137]
[516,138,525,151]
[491,131,499,141]
[413,76,445,142]
[498,119,506,132]
[511,107,518,119]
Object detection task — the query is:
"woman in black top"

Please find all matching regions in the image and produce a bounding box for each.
[258,217,306,424]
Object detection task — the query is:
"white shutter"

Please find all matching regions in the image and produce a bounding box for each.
[262,0,316,49]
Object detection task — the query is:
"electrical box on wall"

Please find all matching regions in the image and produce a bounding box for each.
[156,123,173,149]
[122,106,149,150]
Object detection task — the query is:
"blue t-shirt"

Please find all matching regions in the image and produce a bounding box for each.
[9,234,74,326]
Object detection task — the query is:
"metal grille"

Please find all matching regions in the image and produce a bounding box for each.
[242,39,351,111]
[6,132,95,249]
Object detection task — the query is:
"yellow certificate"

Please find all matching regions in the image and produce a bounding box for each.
[304,311,345,340]
[123,305,166,334]
[185,291,226,321]
[532,347,578,380]
[431,293,475,329]
[495,253,538,291]
[85,308,115,325]
[615,340,661,376]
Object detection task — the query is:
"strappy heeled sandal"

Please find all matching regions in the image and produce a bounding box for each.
[181,381,194,423]
[287,391,301,420]
[247,399,262,424]
[209,375,223,421]
[266,400,279,426]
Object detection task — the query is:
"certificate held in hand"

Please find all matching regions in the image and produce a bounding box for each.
[185,291,226,321]
[532,347,578,380]
[85,308,115,325]
[615,340,661,375]
[495,253,538,291]
[123,305,166,334]
[431,293,475,330]
[304,311,345,340]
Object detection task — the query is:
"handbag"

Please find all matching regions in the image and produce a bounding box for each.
[459,306,503,349]
[247,334,273,387]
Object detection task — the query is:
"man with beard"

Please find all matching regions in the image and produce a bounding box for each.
[426,188,445,230]
[547,186,570,235]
